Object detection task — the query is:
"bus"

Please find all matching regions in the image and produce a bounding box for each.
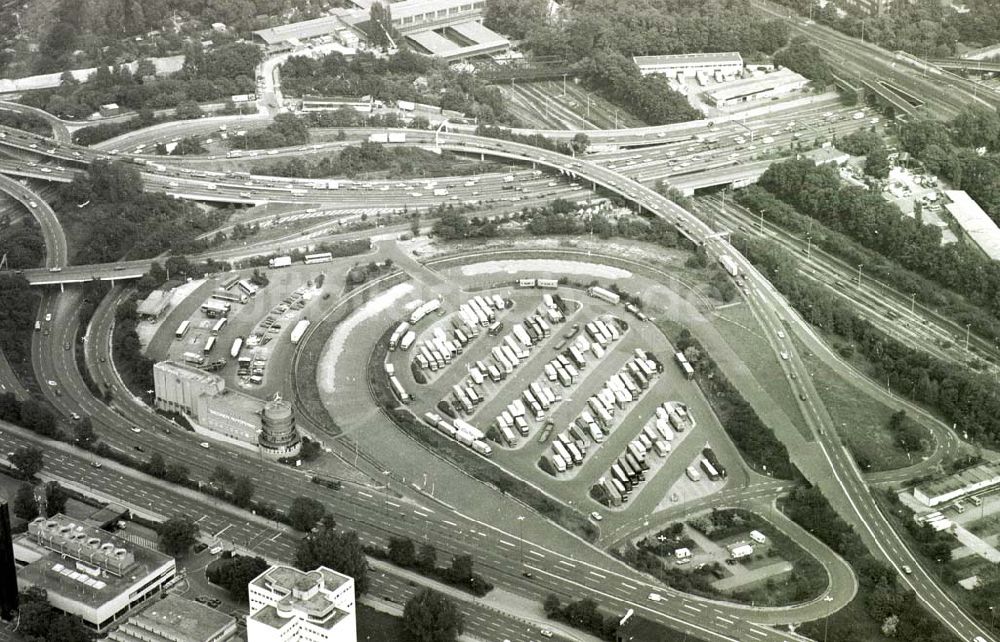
[304,252,333,264]
[203,336,216,354]
[221,274,240,290]
[212,290,247,304]
[211,317,228,335]
[230,337,244,358]
[237,280,259,297]
[175,320,190,339]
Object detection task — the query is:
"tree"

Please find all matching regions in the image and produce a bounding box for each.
[287,496,326,532]
[212,464,235,486]
[368,2,398,51]
[73,417,97,447]
[159,517,199,556]
[13,482,38,521]
[144,452,166,478]
[864,145,891,179]
[447,554,474,584]
[294,525,369,594]
[44,481,68,517]
[417,543,437,571]
[18,587,93,641]
[402,588,464,642]
[571,132,590,155]
[231,475,255,508]
[206,554,269,601]
[543,593,562,618]
[11,445,44,479]
[388,536,416,567]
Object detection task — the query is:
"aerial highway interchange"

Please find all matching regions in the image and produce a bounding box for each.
[1,3,999,642]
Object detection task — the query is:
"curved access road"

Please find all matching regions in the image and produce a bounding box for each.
[0,100,72,142]
[0,173,66,268]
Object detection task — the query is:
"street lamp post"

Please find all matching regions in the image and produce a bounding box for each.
[517,515,525,572]
[823,595,835,642]
[857,264,863,287]
[759,209,766,233]
[910,292,916,314]
[966,324,972,352]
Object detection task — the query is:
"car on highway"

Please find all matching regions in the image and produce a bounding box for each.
[521,571,533,578]
[780,351,789,360]
[134,445,144,452]
[778,330,785,338]
[48,267,61,272]
[648,592,663,602]
[974,636,987,642]
[47,380,57,386]
[589,511,603,522]
[799,393,807,401]
[903,565,913,574]
[539,631,553,639]
[199,442,210,449]
[131,427,142,434]
[63,342,70,350]
[44,313,52,322]
[70,412,80,420]
[29,201,37,208]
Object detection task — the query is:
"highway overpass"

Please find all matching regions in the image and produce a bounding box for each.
[21,265,147,286]
[671,160,773,196]
[927,58,1000,73]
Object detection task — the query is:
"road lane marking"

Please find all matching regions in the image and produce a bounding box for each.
[682,603,702,613]
[526,550,545,558]
[499,539,516,548]
[386,500,400,508]
[557,560,576,569]
[588,570,606,579]
[620,582,636,590]
[443,520,457,527]
[356,491,372,498]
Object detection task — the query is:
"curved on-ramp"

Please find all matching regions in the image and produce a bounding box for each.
[0,173,66,267]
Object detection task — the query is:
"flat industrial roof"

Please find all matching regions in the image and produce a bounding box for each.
[253,14,352,45]
[407,29,460,54]
[15,518,172,609]
[633,52,743,67]
[705,68,807,101]
[448,21,507,46]
[943,190,1000,261]
[156,360,224,388]
[390,0,480,20]
[916,460,1000,500]
[123,595,235,642]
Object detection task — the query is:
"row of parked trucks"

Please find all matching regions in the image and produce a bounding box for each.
[544,349,661,474]
[597,401,695,505]
[397,295,508,374]
[421,411,493,458]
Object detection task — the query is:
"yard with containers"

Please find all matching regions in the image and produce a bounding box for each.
[385,279,740,519]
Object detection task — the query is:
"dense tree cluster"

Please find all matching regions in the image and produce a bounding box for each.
[0,275,40,365]
[158,516,200,556]
[241,113,309,149]
[157,135,207,156]
[774,0,958,59]
[773,37,832,84]
[482,0,548,41]
[741,236,1000,447]
[899,110,1000,221]
[58,160,222,263]
[286,496,327,532]
[432,211,499,241]
[17,587,94,641]
[784,485,955,642]
[294,524,369,594]
[0,223,46,270]
[23,43,259,119]
[0,110,52,137]
[756,157,1000,324]
[402,589,463,642]
[112,297,155,394]
[254,142,477,179]
[280,50,510,124]
[542,595,620,641]
[374,537,493,597]
[673,330,800,480]
[207,554,269,601]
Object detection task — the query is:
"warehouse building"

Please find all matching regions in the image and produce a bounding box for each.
[633,52,744,79]
[153,361,301,459]
[247,565,356,642]
[914,460,1000,507]
[136,290,172,321]
[943,190,1000,262]
[14,515,176,631]
[704,68,808,107]
[299,95,374,114]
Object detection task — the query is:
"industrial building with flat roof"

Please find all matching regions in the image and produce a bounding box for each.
[704,68,808,107]
[633,52,744,78]
[14,515,176,631]
[106,594,237,642]
[153,361,301,459]
[247,565,356,642]
[136,290,172,321]
[914,460,1000,507]
[942,190,1000,262]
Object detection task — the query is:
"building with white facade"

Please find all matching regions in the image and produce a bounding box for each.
[153,361,301,459]
[633,52,744,79]
[914,460,1000,507]
[704,68,808,107]
[14,515,176,631]
[247,565,356,642]
[943,190,1000,262]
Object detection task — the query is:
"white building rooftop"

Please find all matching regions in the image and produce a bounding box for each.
[943,190,1000,261]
